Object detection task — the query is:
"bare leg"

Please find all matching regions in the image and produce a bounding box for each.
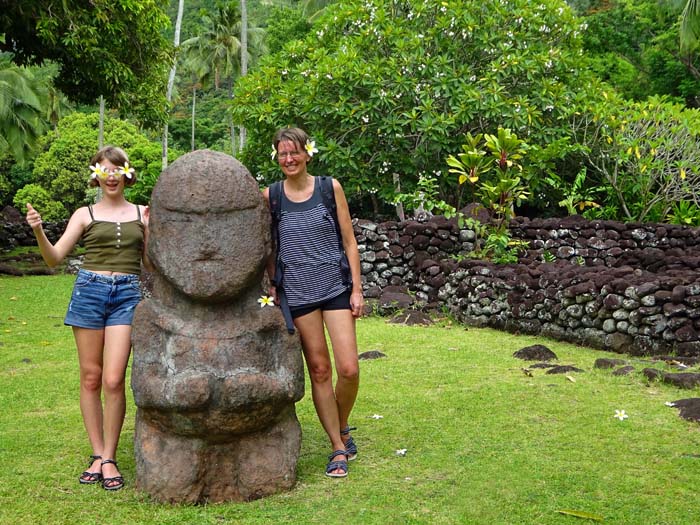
[100,324,133,485]
[74,327,105,479]
[294,310,347,475]
[323,310,360,446]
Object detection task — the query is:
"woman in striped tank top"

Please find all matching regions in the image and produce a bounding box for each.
[264,127,364,478]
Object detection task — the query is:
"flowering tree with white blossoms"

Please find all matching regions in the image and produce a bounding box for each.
[232,0,598,216]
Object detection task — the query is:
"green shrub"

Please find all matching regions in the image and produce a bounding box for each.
[13,183,67,222]
[572,94,700,222]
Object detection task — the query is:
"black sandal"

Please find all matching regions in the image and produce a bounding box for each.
[100,459,124,491]
[78,454,103,485]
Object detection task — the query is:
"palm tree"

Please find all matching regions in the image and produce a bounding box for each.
[180,52,210,151]
[182,2,266,154]
[0,56,47,164]
[680,0,700,51]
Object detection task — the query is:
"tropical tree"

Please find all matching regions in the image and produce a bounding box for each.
[232,0,596,216]
[679,0,700,51]
[181,1,266,154]
[581,0,700,107]
[0,0,173,128]
[0,55,47,163]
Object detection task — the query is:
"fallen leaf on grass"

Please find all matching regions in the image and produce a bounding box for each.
[556,509,604,521]
[566,375,576,382]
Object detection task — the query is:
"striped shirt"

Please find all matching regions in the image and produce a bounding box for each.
[278,177,349,307]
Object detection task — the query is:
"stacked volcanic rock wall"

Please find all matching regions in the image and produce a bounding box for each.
[355,214,700,357]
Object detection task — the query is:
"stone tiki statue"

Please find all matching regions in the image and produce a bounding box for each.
[131,150,304,503]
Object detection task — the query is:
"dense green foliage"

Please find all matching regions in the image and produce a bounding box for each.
[0,0,173,127]
[580,0,700,107]
[2,0,700,225]
[12,183,67,221]
[231,0,597,216]
[30,113,176,212]
[0,55,48,163]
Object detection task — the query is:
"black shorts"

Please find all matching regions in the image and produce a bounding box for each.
[290,290,351,319]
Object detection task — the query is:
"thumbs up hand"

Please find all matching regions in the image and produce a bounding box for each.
[26,203,43,229]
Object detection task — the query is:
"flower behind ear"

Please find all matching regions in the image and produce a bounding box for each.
[271,145,277,160]
[305,140,318,157]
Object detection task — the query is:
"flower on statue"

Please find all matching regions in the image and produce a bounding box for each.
[257,295,275,308]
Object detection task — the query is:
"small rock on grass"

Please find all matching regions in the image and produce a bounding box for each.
[513,344,558,362]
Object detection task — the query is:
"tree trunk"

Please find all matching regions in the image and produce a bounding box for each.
[98,96,105,148]
[191,84,196,151]
[239,0,248,152]
[163,0,185,170]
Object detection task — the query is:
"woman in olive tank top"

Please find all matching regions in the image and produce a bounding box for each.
[25,146,151,491]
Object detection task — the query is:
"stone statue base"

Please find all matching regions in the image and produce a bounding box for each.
[134,407,302,503]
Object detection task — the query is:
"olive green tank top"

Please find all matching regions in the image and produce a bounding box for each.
[81,205,145,275]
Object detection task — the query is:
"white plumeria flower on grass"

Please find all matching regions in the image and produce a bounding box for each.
[370,414,383,420]
[614,409,629,421]
[257,295,275,308]
[305,140,318,157]
[665,402,676,407]
[395,449,408,456]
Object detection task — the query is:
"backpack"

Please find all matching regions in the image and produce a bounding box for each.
[268,176,351,333]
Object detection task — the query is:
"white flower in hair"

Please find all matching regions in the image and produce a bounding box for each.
[271,144,277,160]
[119,162,135,180]
[89,162,106,180]
[305,140,318,157]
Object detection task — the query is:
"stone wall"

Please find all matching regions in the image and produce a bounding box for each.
[355,214,700,357]
[0,207,66,249]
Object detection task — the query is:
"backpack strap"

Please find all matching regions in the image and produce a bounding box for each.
[268,181,295,334]
[319,176,342,248]
[319,176,352,286]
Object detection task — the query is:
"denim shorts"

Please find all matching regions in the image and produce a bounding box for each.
[290,289,351,319]
[64,269,142,329]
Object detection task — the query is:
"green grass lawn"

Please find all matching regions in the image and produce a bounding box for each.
[2,274,700,524]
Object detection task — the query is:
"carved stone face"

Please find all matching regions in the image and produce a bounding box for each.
[148,150,270,302]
